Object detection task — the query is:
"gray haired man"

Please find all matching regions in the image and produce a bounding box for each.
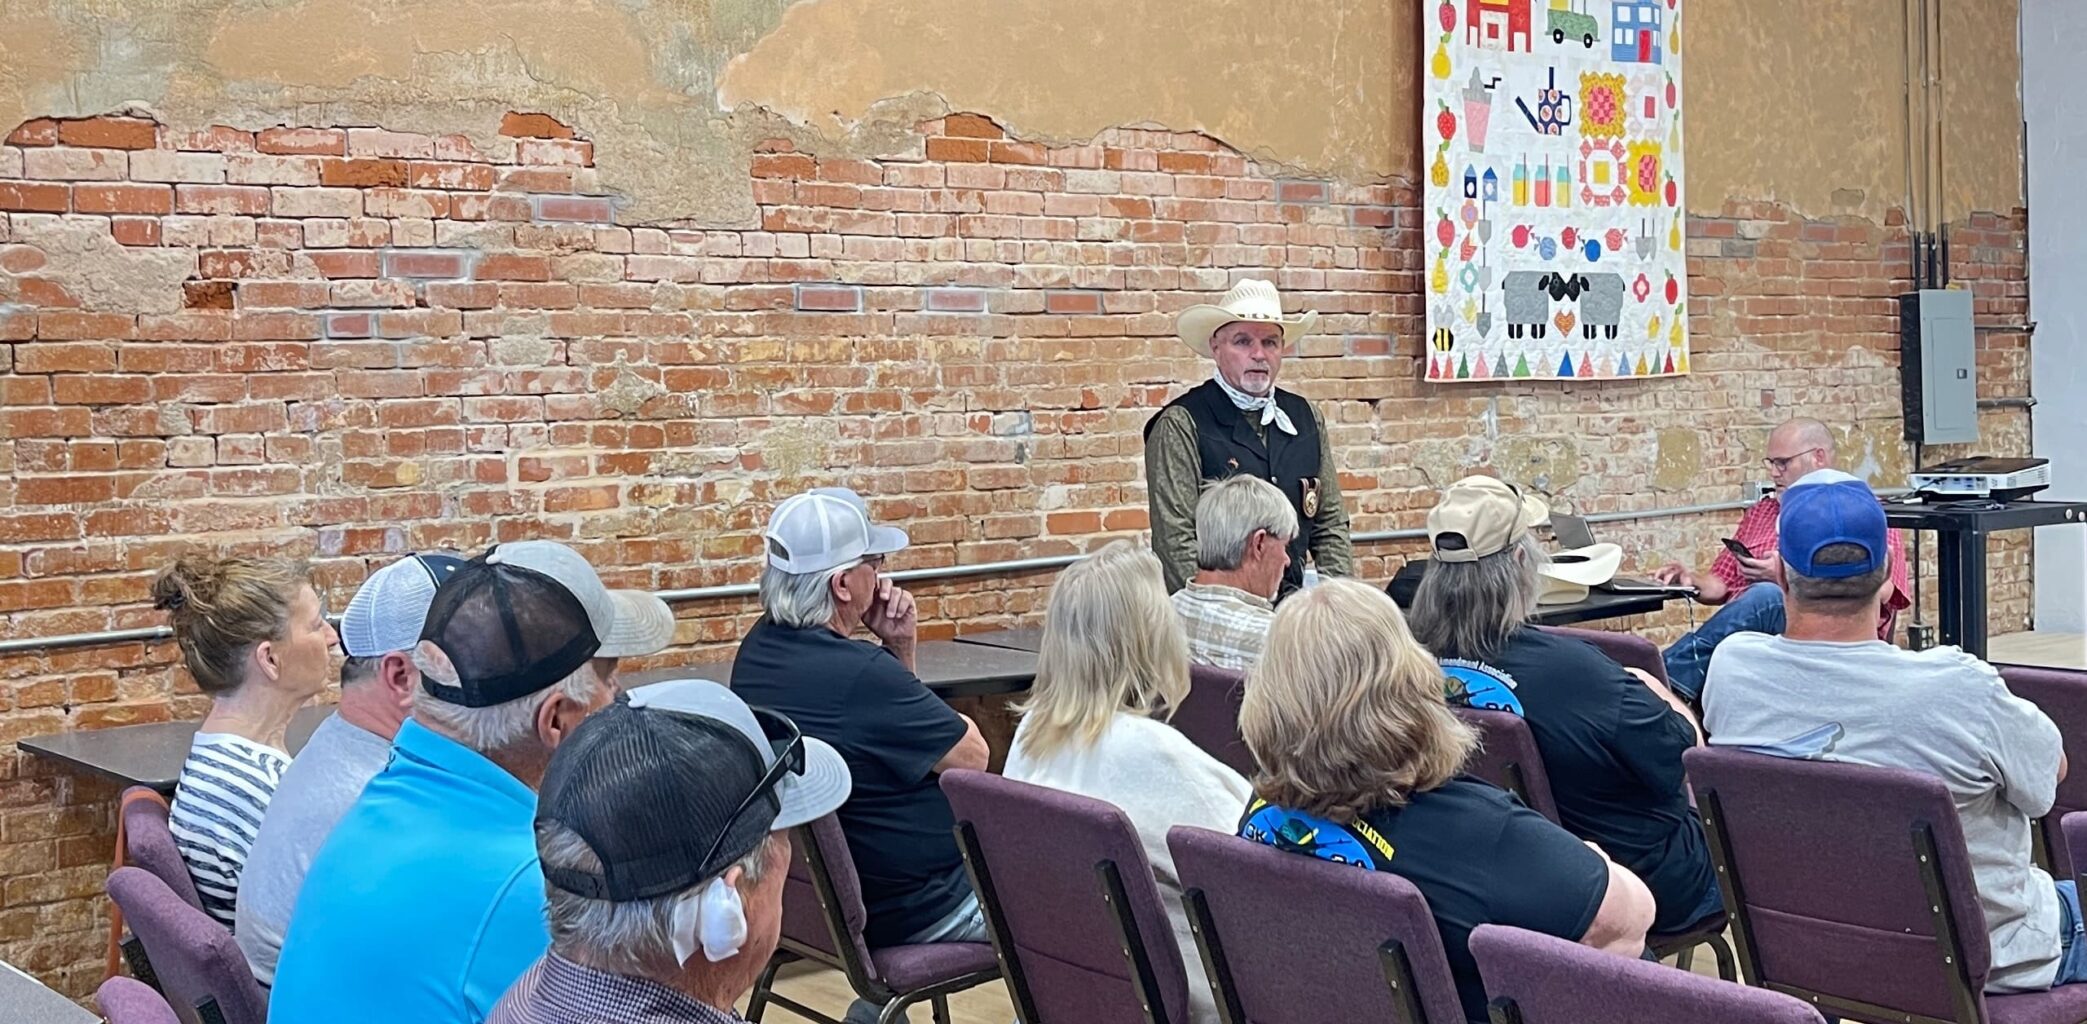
[490,680,852,1023]
[731,486,989,1024]
[1169,475,1298,671]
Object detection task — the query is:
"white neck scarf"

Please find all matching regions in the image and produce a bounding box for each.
[1212,373,1297,436]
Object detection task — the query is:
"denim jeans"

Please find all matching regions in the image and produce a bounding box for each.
[844,895,989,1024]
[2056,880,2087,985]
[1663,582,1787,702]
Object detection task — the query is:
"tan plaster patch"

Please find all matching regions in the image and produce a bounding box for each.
[1651,427,1703,492]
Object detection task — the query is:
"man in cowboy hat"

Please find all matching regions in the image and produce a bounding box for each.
[1144,278,1352,598]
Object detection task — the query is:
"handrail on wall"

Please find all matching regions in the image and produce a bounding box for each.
[0,496,1761,657]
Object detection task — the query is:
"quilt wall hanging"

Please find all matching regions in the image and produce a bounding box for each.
[1423,0,1688,381]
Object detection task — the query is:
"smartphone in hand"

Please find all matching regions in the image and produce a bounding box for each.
[1720,537,1754,559]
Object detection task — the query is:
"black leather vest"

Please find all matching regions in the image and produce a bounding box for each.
[1145,380,1322,597]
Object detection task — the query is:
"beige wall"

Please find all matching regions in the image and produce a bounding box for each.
[0,0,2023,225]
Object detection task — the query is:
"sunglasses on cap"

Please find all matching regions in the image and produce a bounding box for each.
[698,707,806,871]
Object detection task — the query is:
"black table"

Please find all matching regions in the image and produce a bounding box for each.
[19,704,334,795]
[1884,499,2087,660]
[0,958,94,1024]
[621,639,1037,699]
[954,627,1043,653]
[957,585,1679,657]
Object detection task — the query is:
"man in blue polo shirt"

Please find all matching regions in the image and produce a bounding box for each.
[267,540,674,1024]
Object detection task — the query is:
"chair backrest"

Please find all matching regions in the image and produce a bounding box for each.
[106,867,268,1024]
[941,769,1192,1024]
[1172,664,1254,777]
[98,975,181,1024]
[1469,923,1824,1024]
[1451,708,1560,823]
[2062,812,2087,890]
[1535,624,1668,684]
[2000,665,2087,876]
[1168,825,1465,1024]
[123,787,203,910]
[780,814,882,991]
[1684,747,1994,1024]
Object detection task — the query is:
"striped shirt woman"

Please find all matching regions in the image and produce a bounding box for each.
[170,733,293,927]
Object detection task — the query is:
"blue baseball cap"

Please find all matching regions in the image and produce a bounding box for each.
[1778,470,1887,580]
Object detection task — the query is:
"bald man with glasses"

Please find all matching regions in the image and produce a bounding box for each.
[1651,418,1910,701]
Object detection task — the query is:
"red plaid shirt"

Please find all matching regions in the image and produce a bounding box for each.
[1711,494,1912,641]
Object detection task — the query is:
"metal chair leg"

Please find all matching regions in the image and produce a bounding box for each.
[1708,933,1738,982]
[746,957,785,1022]
[875,995,915,1024]
[931,994,952,1024]
[1673,944,1696,972]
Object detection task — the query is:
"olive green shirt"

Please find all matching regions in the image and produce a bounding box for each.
[1143,401,1354,593]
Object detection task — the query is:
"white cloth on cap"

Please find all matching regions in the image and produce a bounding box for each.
[1211,372,1297,437]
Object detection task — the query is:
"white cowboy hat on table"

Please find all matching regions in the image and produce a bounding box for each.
[1175,279,1321,357]
[1537,543,1624,605]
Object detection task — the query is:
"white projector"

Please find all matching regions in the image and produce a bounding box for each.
[1908,457,2051,501]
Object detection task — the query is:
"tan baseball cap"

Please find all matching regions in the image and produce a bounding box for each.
[1426,476,1550,562]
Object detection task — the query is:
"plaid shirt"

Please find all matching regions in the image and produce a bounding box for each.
[487,954,745,1024]
[1170,582,1276,671]
[1710,494,1912,641]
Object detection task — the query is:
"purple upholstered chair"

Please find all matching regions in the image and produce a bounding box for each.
[109,786,201,991]
[1686,746,2087,1024]
[1535,624,1670,685]
[745,814,999,1024]
[941,769,1193,1024]
[1469,924,1824,1024]
[1167,825,1464,1024]
[1452,708,1561,824]
[98,975,181,1024]
[122,787,203,910]
[105,867,267,1024]
[1172,664,1254,777]
[2001,666,2087,877]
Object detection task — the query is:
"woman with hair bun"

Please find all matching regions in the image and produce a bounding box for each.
[151,554,336,929]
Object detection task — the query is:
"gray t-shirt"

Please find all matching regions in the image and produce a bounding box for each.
[233,712,393,984]
[1703,634,2064,992]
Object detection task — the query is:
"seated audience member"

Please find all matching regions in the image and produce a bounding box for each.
[269,541,673,1024]
[1170,475,1297,671]
[731,487,990,1024]
[1408,477,1718,935]
[235,552,463,983]
[1238,578,1653,1024]
[1005,541,1252,1024]
[1652,417,1909,698]
[1703,472,2077,993]
[152,556,337,930]
[490,680,851,1024]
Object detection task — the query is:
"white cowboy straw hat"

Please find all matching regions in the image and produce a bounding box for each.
[1175,279,1320,358]
[1537,543,1623,605]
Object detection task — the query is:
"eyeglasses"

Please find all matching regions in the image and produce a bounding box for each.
[698,707,806,871]
[1764,448,1823,473]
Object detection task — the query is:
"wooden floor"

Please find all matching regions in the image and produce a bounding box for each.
[741,936,1740,1024]
[1990,630,2087,670]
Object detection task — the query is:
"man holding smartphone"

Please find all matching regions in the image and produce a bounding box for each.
[1651,419,1910,700]
[732,487,992,1024]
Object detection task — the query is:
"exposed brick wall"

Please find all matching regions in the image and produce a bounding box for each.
[0,110,2032,995]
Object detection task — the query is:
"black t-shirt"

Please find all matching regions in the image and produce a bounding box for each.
[1440,626,1715,932]
[1240,778,1608,1024]
[731,617,973,947]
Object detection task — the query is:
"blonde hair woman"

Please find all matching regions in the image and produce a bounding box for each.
[1004,541,1250,1024]
[152,554,337,929]
[1238,579,1654,1024]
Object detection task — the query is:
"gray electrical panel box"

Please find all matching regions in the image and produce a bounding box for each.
[1899,288,1977,444]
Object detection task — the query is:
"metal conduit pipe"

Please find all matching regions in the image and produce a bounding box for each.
[0,491,1869,657]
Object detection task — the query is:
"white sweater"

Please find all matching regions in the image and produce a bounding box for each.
[1003,711,1254,1024]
